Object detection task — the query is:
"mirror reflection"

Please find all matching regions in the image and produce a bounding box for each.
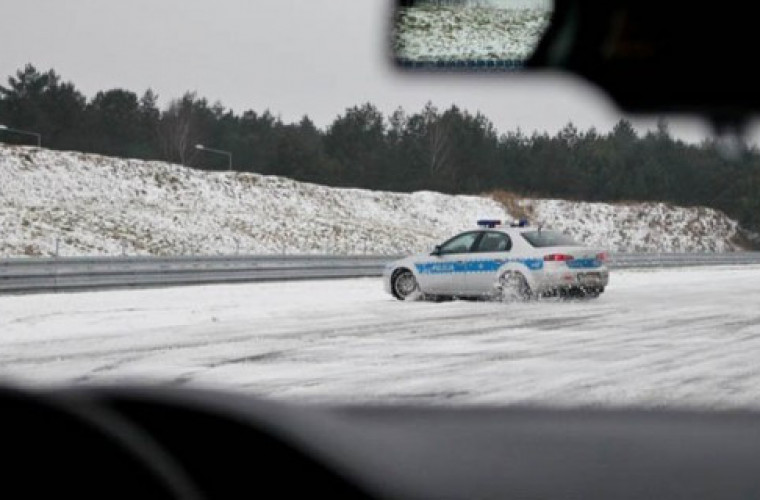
[393,0,553,68]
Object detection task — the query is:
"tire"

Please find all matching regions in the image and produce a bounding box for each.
[581,287,603,299]
[560,286,603,300]
[497,271,532,302]
[391,269,423,301]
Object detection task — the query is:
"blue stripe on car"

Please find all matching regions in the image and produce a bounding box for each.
[415,258,543,275]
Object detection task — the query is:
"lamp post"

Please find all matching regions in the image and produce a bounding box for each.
[0,124,42,147]
[195,144,232,171]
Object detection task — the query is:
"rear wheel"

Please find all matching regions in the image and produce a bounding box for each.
[498,271,532,302]
[558,286,603,300]
[581,286,603,299]
[391,269,423,301]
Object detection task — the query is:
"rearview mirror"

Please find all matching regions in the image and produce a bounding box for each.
[393,0,554,70]
[392,0,760,128]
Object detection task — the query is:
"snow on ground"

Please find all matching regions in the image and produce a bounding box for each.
[0,145,743,257]
[2,266,760,409]
[394,4,551,62]
[526,198,739,253]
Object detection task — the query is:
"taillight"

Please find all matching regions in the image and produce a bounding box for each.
[597,252,609,262]
[544,254,574,262]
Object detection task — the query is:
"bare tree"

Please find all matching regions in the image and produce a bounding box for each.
[422,103,452,178]
[157,92,199,165]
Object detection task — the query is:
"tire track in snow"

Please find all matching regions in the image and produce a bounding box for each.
[1,268,760,408]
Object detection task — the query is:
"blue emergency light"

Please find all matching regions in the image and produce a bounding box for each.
[477,219,502,228]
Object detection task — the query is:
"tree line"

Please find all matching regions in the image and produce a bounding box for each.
[2,64,760,233]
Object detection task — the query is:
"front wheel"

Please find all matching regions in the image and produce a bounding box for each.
[391,269,423,301]
[497,271,532,302]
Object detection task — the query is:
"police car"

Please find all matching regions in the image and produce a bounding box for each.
[384,220,610,301]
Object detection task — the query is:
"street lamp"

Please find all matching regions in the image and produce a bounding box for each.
[195,144,232,171]
[0,124,42,147]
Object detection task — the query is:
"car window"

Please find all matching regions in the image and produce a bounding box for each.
[2,0,760,419]
[473,232,511,253]
[521,230,580,248]
[438,232,481,255]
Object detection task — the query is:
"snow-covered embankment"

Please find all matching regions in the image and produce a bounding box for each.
[0,146,744,257]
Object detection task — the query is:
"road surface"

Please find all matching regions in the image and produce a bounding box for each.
[2,266,760,408]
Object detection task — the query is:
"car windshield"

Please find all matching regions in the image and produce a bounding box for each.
[2,1,760,412]
[521,231,581,248]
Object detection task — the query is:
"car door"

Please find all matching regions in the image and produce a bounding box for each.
[414,231,482,295]
[468,231,513,294]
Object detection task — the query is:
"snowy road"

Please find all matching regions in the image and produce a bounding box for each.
[2,266,760,408]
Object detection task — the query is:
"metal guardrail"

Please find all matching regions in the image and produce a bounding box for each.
[1,252,760,294]
[609,252,760,269]
[0,255,396,294]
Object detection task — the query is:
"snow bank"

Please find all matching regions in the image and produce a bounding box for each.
[528,199,740,253]
[0,145,743,257]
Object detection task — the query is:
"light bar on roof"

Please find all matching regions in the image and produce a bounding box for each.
[477,220,502,228]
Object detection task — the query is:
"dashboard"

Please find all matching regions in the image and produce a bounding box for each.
[7,384,760,499]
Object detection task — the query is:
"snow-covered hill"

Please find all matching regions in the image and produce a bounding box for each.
[502,194,741,253]
[0,146,744,258]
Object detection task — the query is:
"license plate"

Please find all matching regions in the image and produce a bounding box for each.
[579,272,602,285]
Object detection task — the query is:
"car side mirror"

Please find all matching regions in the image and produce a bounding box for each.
[431,245,442,256]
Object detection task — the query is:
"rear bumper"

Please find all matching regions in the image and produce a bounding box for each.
[533,267,609,292]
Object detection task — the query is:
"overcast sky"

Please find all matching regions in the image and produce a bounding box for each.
[0,0,715,141]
